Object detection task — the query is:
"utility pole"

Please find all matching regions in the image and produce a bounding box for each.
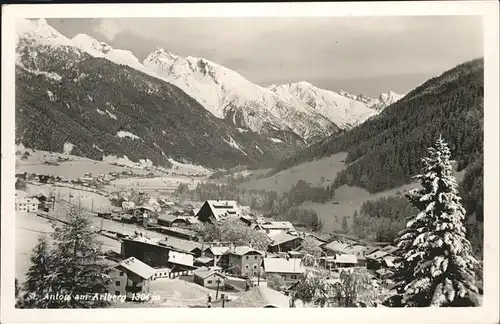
[221,294,226,308]
[216,278,221,300]
[91,197,94,212]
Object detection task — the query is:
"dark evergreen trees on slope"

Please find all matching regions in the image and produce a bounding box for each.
[274,58,483,196]
[341,216,349,233]
[391,136,479,307]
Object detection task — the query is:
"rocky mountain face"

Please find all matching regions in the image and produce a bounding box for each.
[15,19,304,170]
[15,18,405,170]
[142,48,341,143]
[269,83,404,129]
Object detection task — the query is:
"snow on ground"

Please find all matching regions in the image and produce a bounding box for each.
[237,128,248,133]
[25,183,112,211]
[96,109,117,120]
[92,144,103,152]
[109,175,200,193]
[223,136,247,156]
[102,154,148,169]
[16,63,62,81]
[268,137,283,143]
[116,131,143,141]
[63,142,75,155]
[255,145,264,154]
[106,110,117,120]
[46,90,54,101]
[167,157,211,176]
[15,149,152,178]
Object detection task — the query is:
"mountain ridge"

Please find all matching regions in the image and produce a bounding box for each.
[15,18,304,170]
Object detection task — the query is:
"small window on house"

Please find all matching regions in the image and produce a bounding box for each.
[254,256,258,260]
[207,280,212,284]
[245,256,249,260]
[115,291,120,296]
[245,264,249,269]
[119,271,124,276]
[253,264,257,269]
[115,281,120,286]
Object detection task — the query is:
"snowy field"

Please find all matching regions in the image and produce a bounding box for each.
[15,147,212,180]
[24,183,114,212]
[16,149,155,179]
[238,152,348,194]
[108,176,201,193]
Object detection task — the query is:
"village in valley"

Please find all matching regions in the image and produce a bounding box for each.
[15,148,400,308]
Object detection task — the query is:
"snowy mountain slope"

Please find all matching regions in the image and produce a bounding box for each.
[356,91,405,111]
[16,18,74,48]
[72,34,145,71]
[143,48,340,142]
[269,82,404,128]
[14,18,302,169]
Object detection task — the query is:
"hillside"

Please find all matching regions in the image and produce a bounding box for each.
[274,58,484,195]
[15,19,302,170]
[238,152,348,195]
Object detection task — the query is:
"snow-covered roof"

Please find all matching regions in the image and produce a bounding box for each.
[227,286,292,308]
[323,240,350,252]
[263,258,305,274]
[383,255,398,267]
[333,254,358,264]
[158,236,202,253]
[366,250,389,260]
[202,200,241,221]
[260,221,295,231]
[195,256,213,264]
[117,257,155,280]
[380,245,399,254]
[205,246,230,256]
[343,245,368,254]
[226,246,264,256]
[168,250,194,267]
[268,232,302,247]
[193,267,226,279]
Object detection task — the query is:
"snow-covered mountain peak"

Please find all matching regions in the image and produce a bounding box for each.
[356,93,371,103]
[294,81,313,88]
[72,34,112,57]
[143,51,336,139]
[145,48,179,64]
[338,90,358,100]
[372,91,404,110]
[16,18,73,47]
[70,33,143,71]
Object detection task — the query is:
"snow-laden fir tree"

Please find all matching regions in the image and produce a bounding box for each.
[44,208,112,308]
[19,236,53,308]
[391,135,480,307]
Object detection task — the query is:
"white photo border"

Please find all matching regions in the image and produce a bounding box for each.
[1,2,498,324]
